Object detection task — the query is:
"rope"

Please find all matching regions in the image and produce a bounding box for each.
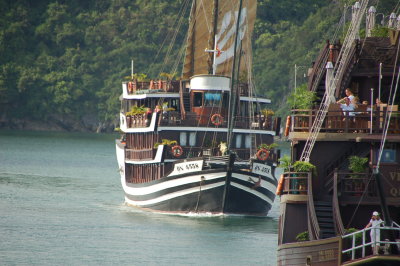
[346,173,374,227]
[377,36,400,168]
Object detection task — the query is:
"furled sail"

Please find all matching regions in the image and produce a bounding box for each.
[182,0,256,79]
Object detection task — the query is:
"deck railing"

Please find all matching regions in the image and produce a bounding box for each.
[126,148,155,161]
[290,108,400,134]
[336,172,377,199]
[281,172,309,195]
[341,223,400,261]
[333,171,345,236]
[159,111,277,131]
[124,80,181,94]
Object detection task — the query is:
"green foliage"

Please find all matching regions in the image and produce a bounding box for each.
[132,73,148,82]
[371,26,389,37]
[293,161,316,173]
[295,231,309,242]
[0,0,398,130]
[154,139,178,148]
[345,228,362,244]
[159,72,177,81]
[287,84,318,109]
[261,109,275,116]
[278,155,292,172]
[258,143,278,150]
[348,156,368,174]
[126,105,147,116]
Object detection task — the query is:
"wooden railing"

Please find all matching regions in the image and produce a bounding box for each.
[306,172,321,240]
[159,111,277,131]
[281,172,309,195]
[124,80,181,94]
[126,148,155,161]
[290,108,400,134]
[336,172,377,199]
[333,170,345,236]
[125,113,151,128]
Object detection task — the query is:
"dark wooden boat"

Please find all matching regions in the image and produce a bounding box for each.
[115,0,279,216]
[278,1,400,265]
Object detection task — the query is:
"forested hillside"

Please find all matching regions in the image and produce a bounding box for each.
[0,0,397,131]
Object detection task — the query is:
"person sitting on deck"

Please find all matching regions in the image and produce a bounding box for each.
[339,97,357,117]
[337,88,355,104]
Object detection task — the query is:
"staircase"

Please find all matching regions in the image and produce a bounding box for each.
[182,92,190,112]
[299,0,369,162]
[315,201,336,239]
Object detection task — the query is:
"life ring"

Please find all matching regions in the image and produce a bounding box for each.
[171,145,183,157]
[256,148,269,161]
[211,114,223,126]
[276,174,284,195]
[128,82,133,93]
[284,115,291,137]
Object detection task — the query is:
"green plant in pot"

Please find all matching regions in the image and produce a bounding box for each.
[293,161,316,194]
[278,155,292,172]
[287,84,318,110]
[293,161,316,173]
[348,156,368,175]
[154,139,178,148]
[258,143,278,151]
[348,155,368,194]
[296,231,309,242]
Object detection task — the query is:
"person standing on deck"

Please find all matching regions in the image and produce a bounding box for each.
[365,211,384,255]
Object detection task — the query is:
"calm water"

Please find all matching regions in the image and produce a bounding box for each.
[0,130,282,265]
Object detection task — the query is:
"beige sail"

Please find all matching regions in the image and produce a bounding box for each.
[182,0,256,79]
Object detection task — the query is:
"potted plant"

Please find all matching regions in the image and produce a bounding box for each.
[292,161,316,194]
[278,155,292,172]
[348,155,368,194]
[295,231,309,242]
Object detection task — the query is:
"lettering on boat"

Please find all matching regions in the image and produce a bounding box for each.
[252,163,272,178]
[389,172,400,197]
[318,249,334,261]
[169,160,204,176]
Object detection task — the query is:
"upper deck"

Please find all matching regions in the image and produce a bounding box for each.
[288,105,400,142]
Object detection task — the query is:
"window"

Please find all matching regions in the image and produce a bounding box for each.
[380,149,396,163]
[180,132,187,146]
[189,132,197,146]
[235,134,242,148]
[245,135,251,148]
[375,143,397,163]
[193,92,203,107]
[204,92,222,107]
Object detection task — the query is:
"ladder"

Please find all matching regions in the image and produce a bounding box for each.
[300,0,369,162]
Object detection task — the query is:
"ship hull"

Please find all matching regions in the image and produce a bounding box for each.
[120,167,276,216]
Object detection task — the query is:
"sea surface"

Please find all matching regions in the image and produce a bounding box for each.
[0,130,286,265]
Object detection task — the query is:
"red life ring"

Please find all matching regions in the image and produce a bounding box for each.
[256,148,269,161]
[128,82,133,93]
[284,115,291,137]
[171,145,183,157]
[211,114,223,126]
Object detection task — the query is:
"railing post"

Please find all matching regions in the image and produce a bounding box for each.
[352,234,356,260]
[362,229,365,257]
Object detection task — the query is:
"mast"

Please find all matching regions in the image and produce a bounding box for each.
[227,0,244,150]
[207,0,219,74]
